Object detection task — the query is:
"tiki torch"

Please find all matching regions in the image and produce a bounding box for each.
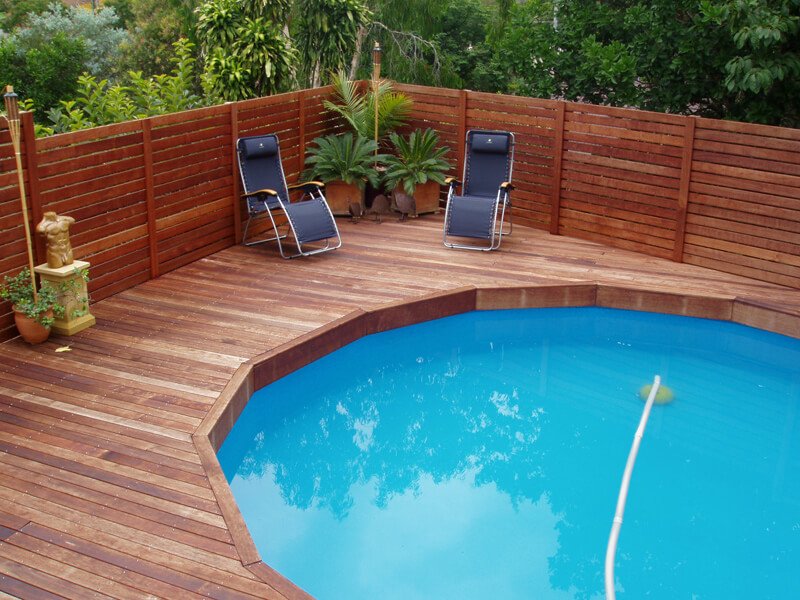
[3,85,37,301]
[372,41,382,163]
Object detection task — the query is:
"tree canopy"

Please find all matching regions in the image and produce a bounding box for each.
[1,0,798,130]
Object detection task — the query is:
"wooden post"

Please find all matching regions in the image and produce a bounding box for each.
[230,102,242,243]
[21,111,44,263]
[457,90,467,178]
[549,101,566,235]
[673,116,696,263]
[298,90,307,171]
[142,118,159,279]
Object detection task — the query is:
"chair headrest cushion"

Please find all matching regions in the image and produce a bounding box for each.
[241,136,279,159]
[471,133,509,154]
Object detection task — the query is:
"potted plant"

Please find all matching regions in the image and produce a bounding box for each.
[304,132,385,215]
[1,268,65,344]
[324,71,413,143]
[382,128,452,214]
[323,72,413,207]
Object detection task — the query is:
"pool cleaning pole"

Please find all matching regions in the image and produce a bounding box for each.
[604,374,661,600]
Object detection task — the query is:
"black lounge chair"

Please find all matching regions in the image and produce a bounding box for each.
[237,134,341,258]
[443,130,515,251]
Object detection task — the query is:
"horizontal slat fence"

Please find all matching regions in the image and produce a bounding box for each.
[1,82,799,341]
[685,119,800,288]
[558,103,687,258]
[0,87,339,340]
[397,86,799,289]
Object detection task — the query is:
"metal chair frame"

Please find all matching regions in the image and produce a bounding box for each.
[238,135,341,259]
[443,130,515,251]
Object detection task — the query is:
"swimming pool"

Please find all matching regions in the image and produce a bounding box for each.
[218,307,800,599]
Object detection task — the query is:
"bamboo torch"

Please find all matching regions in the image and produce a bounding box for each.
[372,41,382,164]
[3,85,37,301]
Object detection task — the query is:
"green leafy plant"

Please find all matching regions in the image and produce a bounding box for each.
[383,128,451,196]
[295,0,371,87]
[46,39,207,133]
[323,71,413,142]
[304,132,384,188]
[196,0,296,101]
[0,268,64,327]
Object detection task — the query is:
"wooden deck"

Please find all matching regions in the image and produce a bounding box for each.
[1,216,799,599]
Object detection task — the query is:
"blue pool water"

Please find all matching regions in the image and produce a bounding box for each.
[218,308,800,599]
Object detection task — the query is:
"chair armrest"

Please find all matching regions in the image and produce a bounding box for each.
[500,181,514,191]
[288,181,325,193]
[444,176,461,187]
[242,188,279,199]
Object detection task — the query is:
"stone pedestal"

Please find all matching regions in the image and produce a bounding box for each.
[34,260,95,336]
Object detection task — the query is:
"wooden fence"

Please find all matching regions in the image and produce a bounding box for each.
[395,83,800,288]
[1,83,799,340]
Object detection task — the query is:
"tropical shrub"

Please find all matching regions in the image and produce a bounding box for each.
[46,39,207,133]
[304,133,383,188]
[0,32,87,117]
[383,128,451,196]
[323,71,412,142]
[196,0,297,100]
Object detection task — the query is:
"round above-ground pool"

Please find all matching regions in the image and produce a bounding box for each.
[218,307,800,599]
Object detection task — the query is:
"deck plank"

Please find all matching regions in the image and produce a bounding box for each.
[1,216,799,598]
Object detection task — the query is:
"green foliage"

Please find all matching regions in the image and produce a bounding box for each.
[0,32,87,117]
[196,0,296,100]
[294,0,371,87]
[434,0,494,90]
[323,72,412,142]
[0,268,64,327]
[383,128,451,196]
[14,3,128,80]
[481,0,799,125]
[103,0,136,30]
[0,0,56,30]
[304,133,383,188]
[241,0,293,25]
[701,0,800,124]
[46,39,207,133]
[117,0,200,77]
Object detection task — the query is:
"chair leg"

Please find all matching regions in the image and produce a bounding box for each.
[275,196,343,259]
[242,212,288,247]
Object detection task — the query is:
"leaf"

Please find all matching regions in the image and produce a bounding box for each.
[55,346,71,353]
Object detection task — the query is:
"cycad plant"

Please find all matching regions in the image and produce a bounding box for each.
[323,71,413,142]
[382,128,451,196]
[304,132,384,187]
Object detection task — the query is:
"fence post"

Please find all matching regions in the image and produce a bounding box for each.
[457,90,467,177]
[142,118,159,279]
[21,111,44,263]
[549,101,566,235]
[673,116,696,263]
[299,90,307,153]
[230,102,242,243]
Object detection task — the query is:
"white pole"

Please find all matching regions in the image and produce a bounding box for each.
[604,375,662,600]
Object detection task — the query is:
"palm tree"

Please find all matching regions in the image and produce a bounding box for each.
[323,71,412,142]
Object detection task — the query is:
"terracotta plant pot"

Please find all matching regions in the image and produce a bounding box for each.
[325,181,364,216]
[13,308,52,344]
[411,180,442,215]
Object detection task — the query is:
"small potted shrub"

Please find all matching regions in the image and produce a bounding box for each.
[1,268,65,344]
[383,128,451,214]
[304,133,385,215]
[323,72,413,207]
[324,72,413,143]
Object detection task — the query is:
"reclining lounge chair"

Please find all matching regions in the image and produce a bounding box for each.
[443,130,515,251]
[237,134,342,258]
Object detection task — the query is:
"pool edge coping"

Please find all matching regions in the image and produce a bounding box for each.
[192,282,800,597]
